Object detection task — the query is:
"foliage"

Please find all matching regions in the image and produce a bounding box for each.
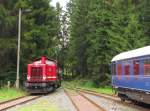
[63,80,115,95]
[0,0,61,86]
[64,0,149,86]
[0,87,27,102]
[0,0,149,87]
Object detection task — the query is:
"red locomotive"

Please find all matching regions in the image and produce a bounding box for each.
[25,56,61,93]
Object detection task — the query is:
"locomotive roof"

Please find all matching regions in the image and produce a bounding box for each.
[35,56,57,62]
[111,45,150,62]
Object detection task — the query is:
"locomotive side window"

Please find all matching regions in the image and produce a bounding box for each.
[124,61,130,75]
[133,60,139,75]
[117,64,122,75]
[144,59,150,75]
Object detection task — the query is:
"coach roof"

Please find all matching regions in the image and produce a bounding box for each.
[111,46,150,62]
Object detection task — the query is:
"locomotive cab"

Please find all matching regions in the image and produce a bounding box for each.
[25,56,61,93]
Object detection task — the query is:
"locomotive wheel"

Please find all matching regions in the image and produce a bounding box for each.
[118,93,126,102]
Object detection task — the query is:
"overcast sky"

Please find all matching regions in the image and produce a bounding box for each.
[50,0,70,10]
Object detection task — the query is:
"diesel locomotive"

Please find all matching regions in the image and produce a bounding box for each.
[111,46,150,104]
[25,56,61,93]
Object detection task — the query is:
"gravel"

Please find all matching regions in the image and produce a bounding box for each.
[81,92,149,111]
[7,88,77,111]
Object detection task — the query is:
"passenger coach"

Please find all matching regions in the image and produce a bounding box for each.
[111,46,150,104]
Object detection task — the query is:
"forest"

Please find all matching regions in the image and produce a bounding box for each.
[0,0,149,87]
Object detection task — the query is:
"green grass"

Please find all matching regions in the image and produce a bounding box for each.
[0,87,27,102]
[16,99,60,111]
[63,80,115,95]
[79,86,115,95]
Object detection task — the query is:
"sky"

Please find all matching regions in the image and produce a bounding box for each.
[50,0,70,10]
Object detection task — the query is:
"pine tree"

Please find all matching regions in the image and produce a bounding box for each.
[0,0,61,85]
[66,0,148,86]
[67,0,91,76]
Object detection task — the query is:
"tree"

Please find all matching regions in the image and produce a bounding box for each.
[67,0,91,76]
[66,0,148,86]
[0,0,61,86]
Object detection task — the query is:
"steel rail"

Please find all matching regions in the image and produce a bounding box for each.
[64,88,106,111]
[77,89,119,102]
[63,88,80,111]
[0,95,28,105]
[77,89,150,111]
[0,95,41,110]
[77,91,106,111]
[64,86,149,111]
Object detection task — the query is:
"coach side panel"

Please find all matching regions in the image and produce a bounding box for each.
[112,57,150,92]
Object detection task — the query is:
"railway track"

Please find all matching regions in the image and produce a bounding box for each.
[77,88,150,110]
[77,88,120,103]
[0,95,41,111]
[65,87,150,111]
[64,88,106,111]
[0,96,27,105]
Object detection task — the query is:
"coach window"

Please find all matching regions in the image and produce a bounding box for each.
[112,63,116,75]
[117,64,122,75]
[133,60,139,75]
[125,61,130,75]
[144,59,150,75]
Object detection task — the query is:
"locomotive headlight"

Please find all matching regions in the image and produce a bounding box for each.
[27,76,30,80]
[43,76,46,80]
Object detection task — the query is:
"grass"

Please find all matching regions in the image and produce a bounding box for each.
[16,99,60,111]
[79,86,115,95]
[0,87,27,102]
[63,80,115,95]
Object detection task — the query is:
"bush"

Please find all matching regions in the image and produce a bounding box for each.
[82,81,96,88]
[94,73,111,87]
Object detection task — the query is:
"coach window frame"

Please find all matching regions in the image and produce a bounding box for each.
[133,59,140,76]
[111,62,116,75]
[117,62,122,76]
[143,58,150,75]
[124,60,130,76]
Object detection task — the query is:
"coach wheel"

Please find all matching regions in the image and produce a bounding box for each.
[121,98,125,102]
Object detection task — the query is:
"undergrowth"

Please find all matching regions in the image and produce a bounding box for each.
[63,79,115,95]
[0,87,27,102]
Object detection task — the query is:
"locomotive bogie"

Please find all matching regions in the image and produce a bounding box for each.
[25,82,59,93]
